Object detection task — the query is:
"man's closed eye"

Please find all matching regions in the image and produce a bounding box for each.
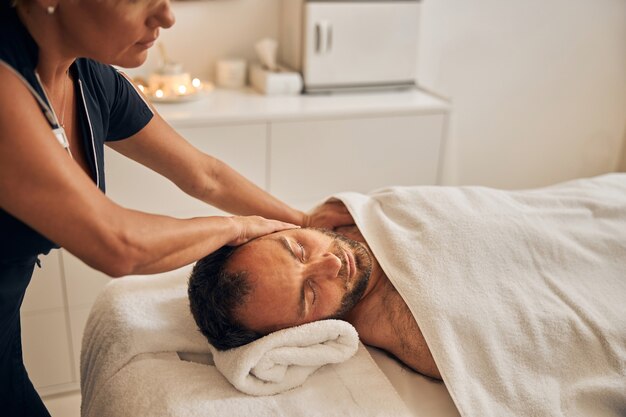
[297,242,307,262]
[308,279,317,305]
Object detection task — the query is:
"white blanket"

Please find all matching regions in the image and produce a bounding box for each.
[334,173,626,417]
[80,269,411,417]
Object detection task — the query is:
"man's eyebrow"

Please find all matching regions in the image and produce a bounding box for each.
[275,236,306,318]
[277,236,298,260]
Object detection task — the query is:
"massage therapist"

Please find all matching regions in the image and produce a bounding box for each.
[0,0,351,414]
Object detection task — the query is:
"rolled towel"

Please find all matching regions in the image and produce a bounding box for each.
[210,319,359,396]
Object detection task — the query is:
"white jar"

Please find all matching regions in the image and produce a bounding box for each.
[215,59,247,89]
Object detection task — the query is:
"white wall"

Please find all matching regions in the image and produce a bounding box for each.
[134,0,626,189]
[129,0,281,81]
[417,0,626,188]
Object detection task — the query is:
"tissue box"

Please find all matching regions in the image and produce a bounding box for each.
[249,64,303,95]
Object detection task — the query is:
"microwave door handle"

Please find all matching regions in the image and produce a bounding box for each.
[315,23,322,53]
[315,21,330,54]
[326,23,332,52]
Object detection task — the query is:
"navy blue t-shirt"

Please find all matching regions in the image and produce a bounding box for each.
[0,1,154,261]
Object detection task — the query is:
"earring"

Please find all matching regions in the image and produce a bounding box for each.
[47,5,55,14]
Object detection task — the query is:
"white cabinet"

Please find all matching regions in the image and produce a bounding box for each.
[105,123,268,218]
[21,250,64,314]
[20,88,449,396]
[21,311,74,389]
[270,114,445,209]
[21,250,76,394]
[61,250,111,376]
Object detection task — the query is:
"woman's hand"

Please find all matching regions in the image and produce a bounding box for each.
[303,200,354,229]
[228,216,299,246]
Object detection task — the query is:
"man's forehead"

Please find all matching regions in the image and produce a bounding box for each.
[230,233,286,260]
[225,235,291,278]
[227,227,333,275]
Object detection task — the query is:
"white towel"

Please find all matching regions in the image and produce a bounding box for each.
[333,173,626,417]
[80,268,411,417]
[210,319,359,395]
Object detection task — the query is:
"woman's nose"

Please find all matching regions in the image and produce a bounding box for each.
[149,1,176,29]
[308,252,342,280]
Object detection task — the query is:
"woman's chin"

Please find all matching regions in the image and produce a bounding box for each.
[112,50,149,69]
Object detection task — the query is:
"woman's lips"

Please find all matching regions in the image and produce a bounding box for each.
[137,38,157,48]
[137,32,159,48]
[138,30,159,48]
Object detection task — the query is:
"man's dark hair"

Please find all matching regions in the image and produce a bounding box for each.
[188,245,262,350]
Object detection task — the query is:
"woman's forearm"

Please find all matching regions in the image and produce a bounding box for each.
[194,156,307,225]
[100,212,238,277]
[74,206,296,277]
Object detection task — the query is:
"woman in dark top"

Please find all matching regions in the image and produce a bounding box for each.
[0,0,351,414]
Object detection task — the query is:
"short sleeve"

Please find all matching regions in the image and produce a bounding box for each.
[102,67,154,141]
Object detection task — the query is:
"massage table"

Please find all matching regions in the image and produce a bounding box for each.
[80,267,445,417]
[81,174,626,417]
[176,343,461,416]
[177,344,462,416]
[367,347,460,417]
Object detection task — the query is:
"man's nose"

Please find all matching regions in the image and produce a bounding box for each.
[308,252,342,280]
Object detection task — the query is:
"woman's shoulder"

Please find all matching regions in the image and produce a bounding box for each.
[74,58,118,86]
[74,58,153,141]
[73,59,129,106]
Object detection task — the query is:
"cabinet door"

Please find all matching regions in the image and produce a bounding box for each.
[104,123,267,217]
[61,250,111,376]
[270,114,444,209]
[21,250,75,390]
[21,311,74,390]
[21,250,64,314]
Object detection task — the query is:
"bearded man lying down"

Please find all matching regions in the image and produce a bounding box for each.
[188,175,626,417]
[189,222,441,379]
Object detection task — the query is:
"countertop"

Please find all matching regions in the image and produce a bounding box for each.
[153,86,450,126]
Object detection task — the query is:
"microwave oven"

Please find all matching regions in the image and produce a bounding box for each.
[279,0,421,93]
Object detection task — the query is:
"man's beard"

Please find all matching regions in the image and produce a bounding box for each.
[315,228,373,319]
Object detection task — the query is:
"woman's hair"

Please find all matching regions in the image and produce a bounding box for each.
[187,245,263,350]
[12,0,35,7]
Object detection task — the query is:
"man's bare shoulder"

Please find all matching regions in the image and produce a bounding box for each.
[336,224,442,379]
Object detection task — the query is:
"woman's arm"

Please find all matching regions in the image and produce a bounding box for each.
[0,65,294,277]
[106,113,307,224]
[106,82,354,229]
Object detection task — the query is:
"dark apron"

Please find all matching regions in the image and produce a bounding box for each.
[0,258,52,417]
